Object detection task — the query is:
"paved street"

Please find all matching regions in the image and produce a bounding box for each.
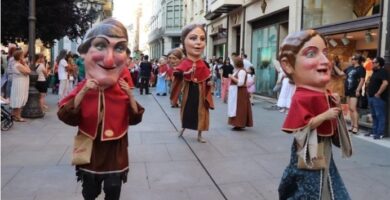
[2,89,390,200]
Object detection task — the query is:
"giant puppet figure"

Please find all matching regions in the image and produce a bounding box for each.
[175,24,214,143]
[58,19,144,200]
[277,30,353,200]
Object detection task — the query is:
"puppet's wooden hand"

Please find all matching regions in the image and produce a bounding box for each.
[119,78,133,97]
[83,79,98,92]
[321,107,341,121]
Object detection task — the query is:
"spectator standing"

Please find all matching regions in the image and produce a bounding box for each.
[327,55,345,98]
[57,49,69,100]
[35,54,49,112]
[242,54,253,71]
[10,49,31,122]
[4,45,17,99]
[365,57,388,139]
[276,71,296,114]
[66,53,76,92]
[75,55,85,82]
[220,58,234,103]
[246,66,256,105]
[139,55,152,95]
[212,57,223,98]
[340,54,366,134]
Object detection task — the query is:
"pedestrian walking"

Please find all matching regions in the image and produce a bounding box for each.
[365,56,388,139]
[168,48,184,108]
[57,19,144,200]
[139,55,152,95]
[227,57,253,130]
[277,29,352,200]
[175,24,214,143]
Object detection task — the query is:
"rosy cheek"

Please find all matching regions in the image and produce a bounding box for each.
[301,60,318,70]
[114,56,126,66]
[92,54,104,61]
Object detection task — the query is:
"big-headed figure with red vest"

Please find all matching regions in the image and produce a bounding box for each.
[57,18,144,200]
[175,24,214,143]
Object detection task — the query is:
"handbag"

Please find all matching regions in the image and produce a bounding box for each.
[71,134,93,165]
[295,126,327,170]
[297,142,327,170]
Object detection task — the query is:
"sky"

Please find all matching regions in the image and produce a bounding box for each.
[113,0,151,51]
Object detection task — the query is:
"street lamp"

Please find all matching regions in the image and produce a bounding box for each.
[22,0,44,118]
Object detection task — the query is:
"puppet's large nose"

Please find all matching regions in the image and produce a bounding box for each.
[103,49,114,68]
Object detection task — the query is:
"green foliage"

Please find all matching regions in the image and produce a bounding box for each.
[1,0,97,47]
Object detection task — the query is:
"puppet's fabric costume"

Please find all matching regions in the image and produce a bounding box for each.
[175,58,214,131]
[227,69,253,128]
[278,87,352,200]
[57,70,144,186]
[170,66,183,107]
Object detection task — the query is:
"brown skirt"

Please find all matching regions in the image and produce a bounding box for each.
[228,87,253,128]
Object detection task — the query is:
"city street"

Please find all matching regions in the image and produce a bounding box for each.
[2,90,390,200]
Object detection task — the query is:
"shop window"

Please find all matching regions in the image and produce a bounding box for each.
[251,25,278,96]
[303,0,381,29]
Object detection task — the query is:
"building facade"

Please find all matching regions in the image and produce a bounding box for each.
[148,0,184,60]
[204,0,388,98]
[202,0,389,135]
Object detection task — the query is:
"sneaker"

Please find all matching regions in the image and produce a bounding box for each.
[374,135,384,140]
[364,133,373,137]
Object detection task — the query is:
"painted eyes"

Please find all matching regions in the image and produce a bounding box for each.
[189,36,205,42]
[92,41,127,53]
[94,42,107,51]
[114,45,127,53]
[303,47,328,58]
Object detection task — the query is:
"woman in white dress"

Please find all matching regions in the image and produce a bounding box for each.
[276,71,296,113]
[10,49,31,121]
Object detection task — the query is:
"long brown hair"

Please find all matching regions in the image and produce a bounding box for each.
[167,48,184,60]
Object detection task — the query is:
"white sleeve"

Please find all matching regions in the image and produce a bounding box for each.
[237,70,247,86]
[60,59,68,67]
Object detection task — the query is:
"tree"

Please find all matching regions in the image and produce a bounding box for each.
[1,0,98,47]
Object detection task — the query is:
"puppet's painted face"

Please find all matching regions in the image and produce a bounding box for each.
[184,27,206,60]
[168,54,181,67]
[292,35,331,89]
[82,36,128,87]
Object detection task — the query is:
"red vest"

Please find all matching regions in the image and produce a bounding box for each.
[282,87,337,137]
[59,70,134,141]
[176,58,211,83]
